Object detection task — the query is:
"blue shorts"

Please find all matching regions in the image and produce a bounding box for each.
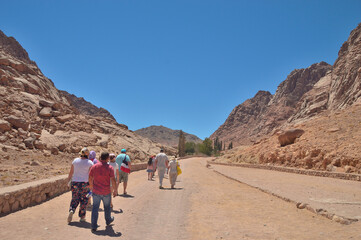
[146,169,153,173]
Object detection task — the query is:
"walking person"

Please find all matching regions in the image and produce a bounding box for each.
[108,153,119,208]
[115,149,131,195]
[151,155,156,179]
[168,158,180,189]
[155,149,169,189]
[147,157,154,180]
[66,147,93,223]
[88,152,117,232]
[89,151,98,164]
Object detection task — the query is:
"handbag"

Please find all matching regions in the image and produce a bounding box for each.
[176,163,182,175]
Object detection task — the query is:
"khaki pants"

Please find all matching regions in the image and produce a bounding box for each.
[158,167,166,186]
[169,172,177,186]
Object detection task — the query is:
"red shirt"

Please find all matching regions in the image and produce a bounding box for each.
[89,161,115,195]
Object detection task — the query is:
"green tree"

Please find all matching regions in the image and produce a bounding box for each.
[185,142,196,155]
[200,138,213,156]
[178,130,186,157]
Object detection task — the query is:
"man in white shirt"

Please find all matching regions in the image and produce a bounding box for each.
[154,149,169,189]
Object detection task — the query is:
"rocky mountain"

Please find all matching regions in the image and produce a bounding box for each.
[60,90,118,123]
[211,62,332,145]
[0,29,175,186]
[214,23,361,173]
[135,125,203,147]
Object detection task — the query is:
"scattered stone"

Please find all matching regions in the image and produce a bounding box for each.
[296,202,308,209]
[328,128,340,133]
[30,161,41,166]
[34,140,45,150]
[5,115,29,130]
[18,143,26,150]
[24,137,35,149]
[0,135,7,142]
[51,147,59,155]
[57,144,66,152]
[0,120,11,132]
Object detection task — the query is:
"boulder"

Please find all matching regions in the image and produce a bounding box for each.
[34,140,45,150]
[52,111,62,117]
[18,128,28,137]
[57,144,66,152]
[39,99,54,107]
[51,147,59,155]
[39,107,53,118]
[55,114,73,123]
[278,129,305,147]
[24,137,35,149]
[5,115,29,130]
[18,143,26,150]
[2,201,10,214]
[0,120,11,132]
[0,135,7,143]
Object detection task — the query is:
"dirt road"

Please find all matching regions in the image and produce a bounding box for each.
[0,157,361,239]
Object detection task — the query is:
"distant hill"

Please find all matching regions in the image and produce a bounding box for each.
[135,125,203,147]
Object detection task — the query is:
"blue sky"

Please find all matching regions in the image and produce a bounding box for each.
[1,1,360,139]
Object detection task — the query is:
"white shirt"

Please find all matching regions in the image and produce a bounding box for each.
[108,162,119,177]
[169,160,178,173]
[155,153,169,168]
[72,158,93,182]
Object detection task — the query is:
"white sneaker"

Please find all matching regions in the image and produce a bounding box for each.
[67,210,74,223]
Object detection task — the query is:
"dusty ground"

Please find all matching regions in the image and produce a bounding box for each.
[0,157,361,240]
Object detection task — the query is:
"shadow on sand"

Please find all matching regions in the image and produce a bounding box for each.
[68,221,92,229]
[118,193,134,198]
[162,187,183,191]
[92,225,122,237]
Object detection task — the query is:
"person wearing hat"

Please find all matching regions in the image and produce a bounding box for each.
[115,149,131,195]
[66,147,94,223]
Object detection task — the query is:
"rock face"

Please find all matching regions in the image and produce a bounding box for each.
[60,91,116,122]
[214,22,361,173]
[0,29,175,187]
[135,125,203,147]
[211,62,331,145]
[291,23,361,123]
[328,23,361,110]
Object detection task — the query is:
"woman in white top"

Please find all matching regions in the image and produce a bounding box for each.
[108,154,119,208]
[168,158,179,189]
[66,147,93,223]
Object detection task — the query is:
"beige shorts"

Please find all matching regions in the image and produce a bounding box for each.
[119,171,129,183]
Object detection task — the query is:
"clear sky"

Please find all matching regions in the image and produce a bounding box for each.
[1,1,360,139]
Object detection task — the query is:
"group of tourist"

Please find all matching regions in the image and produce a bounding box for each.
[66,148,131,232]
[66,147,180,233]
[147,149,180,189]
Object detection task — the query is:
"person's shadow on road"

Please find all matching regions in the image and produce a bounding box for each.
[92,225,122,237]
[68,221,92,229]
[163,187,183,190]
[118,193,134,198]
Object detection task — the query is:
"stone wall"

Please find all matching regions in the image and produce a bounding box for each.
[0,163,148,216]
[209,161,361,181]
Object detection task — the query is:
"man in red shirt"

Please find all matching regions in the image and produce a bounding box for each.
[89,152,117,232]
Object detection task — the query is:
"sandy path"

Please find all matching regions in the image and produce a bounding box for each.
[0,157,361,240]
